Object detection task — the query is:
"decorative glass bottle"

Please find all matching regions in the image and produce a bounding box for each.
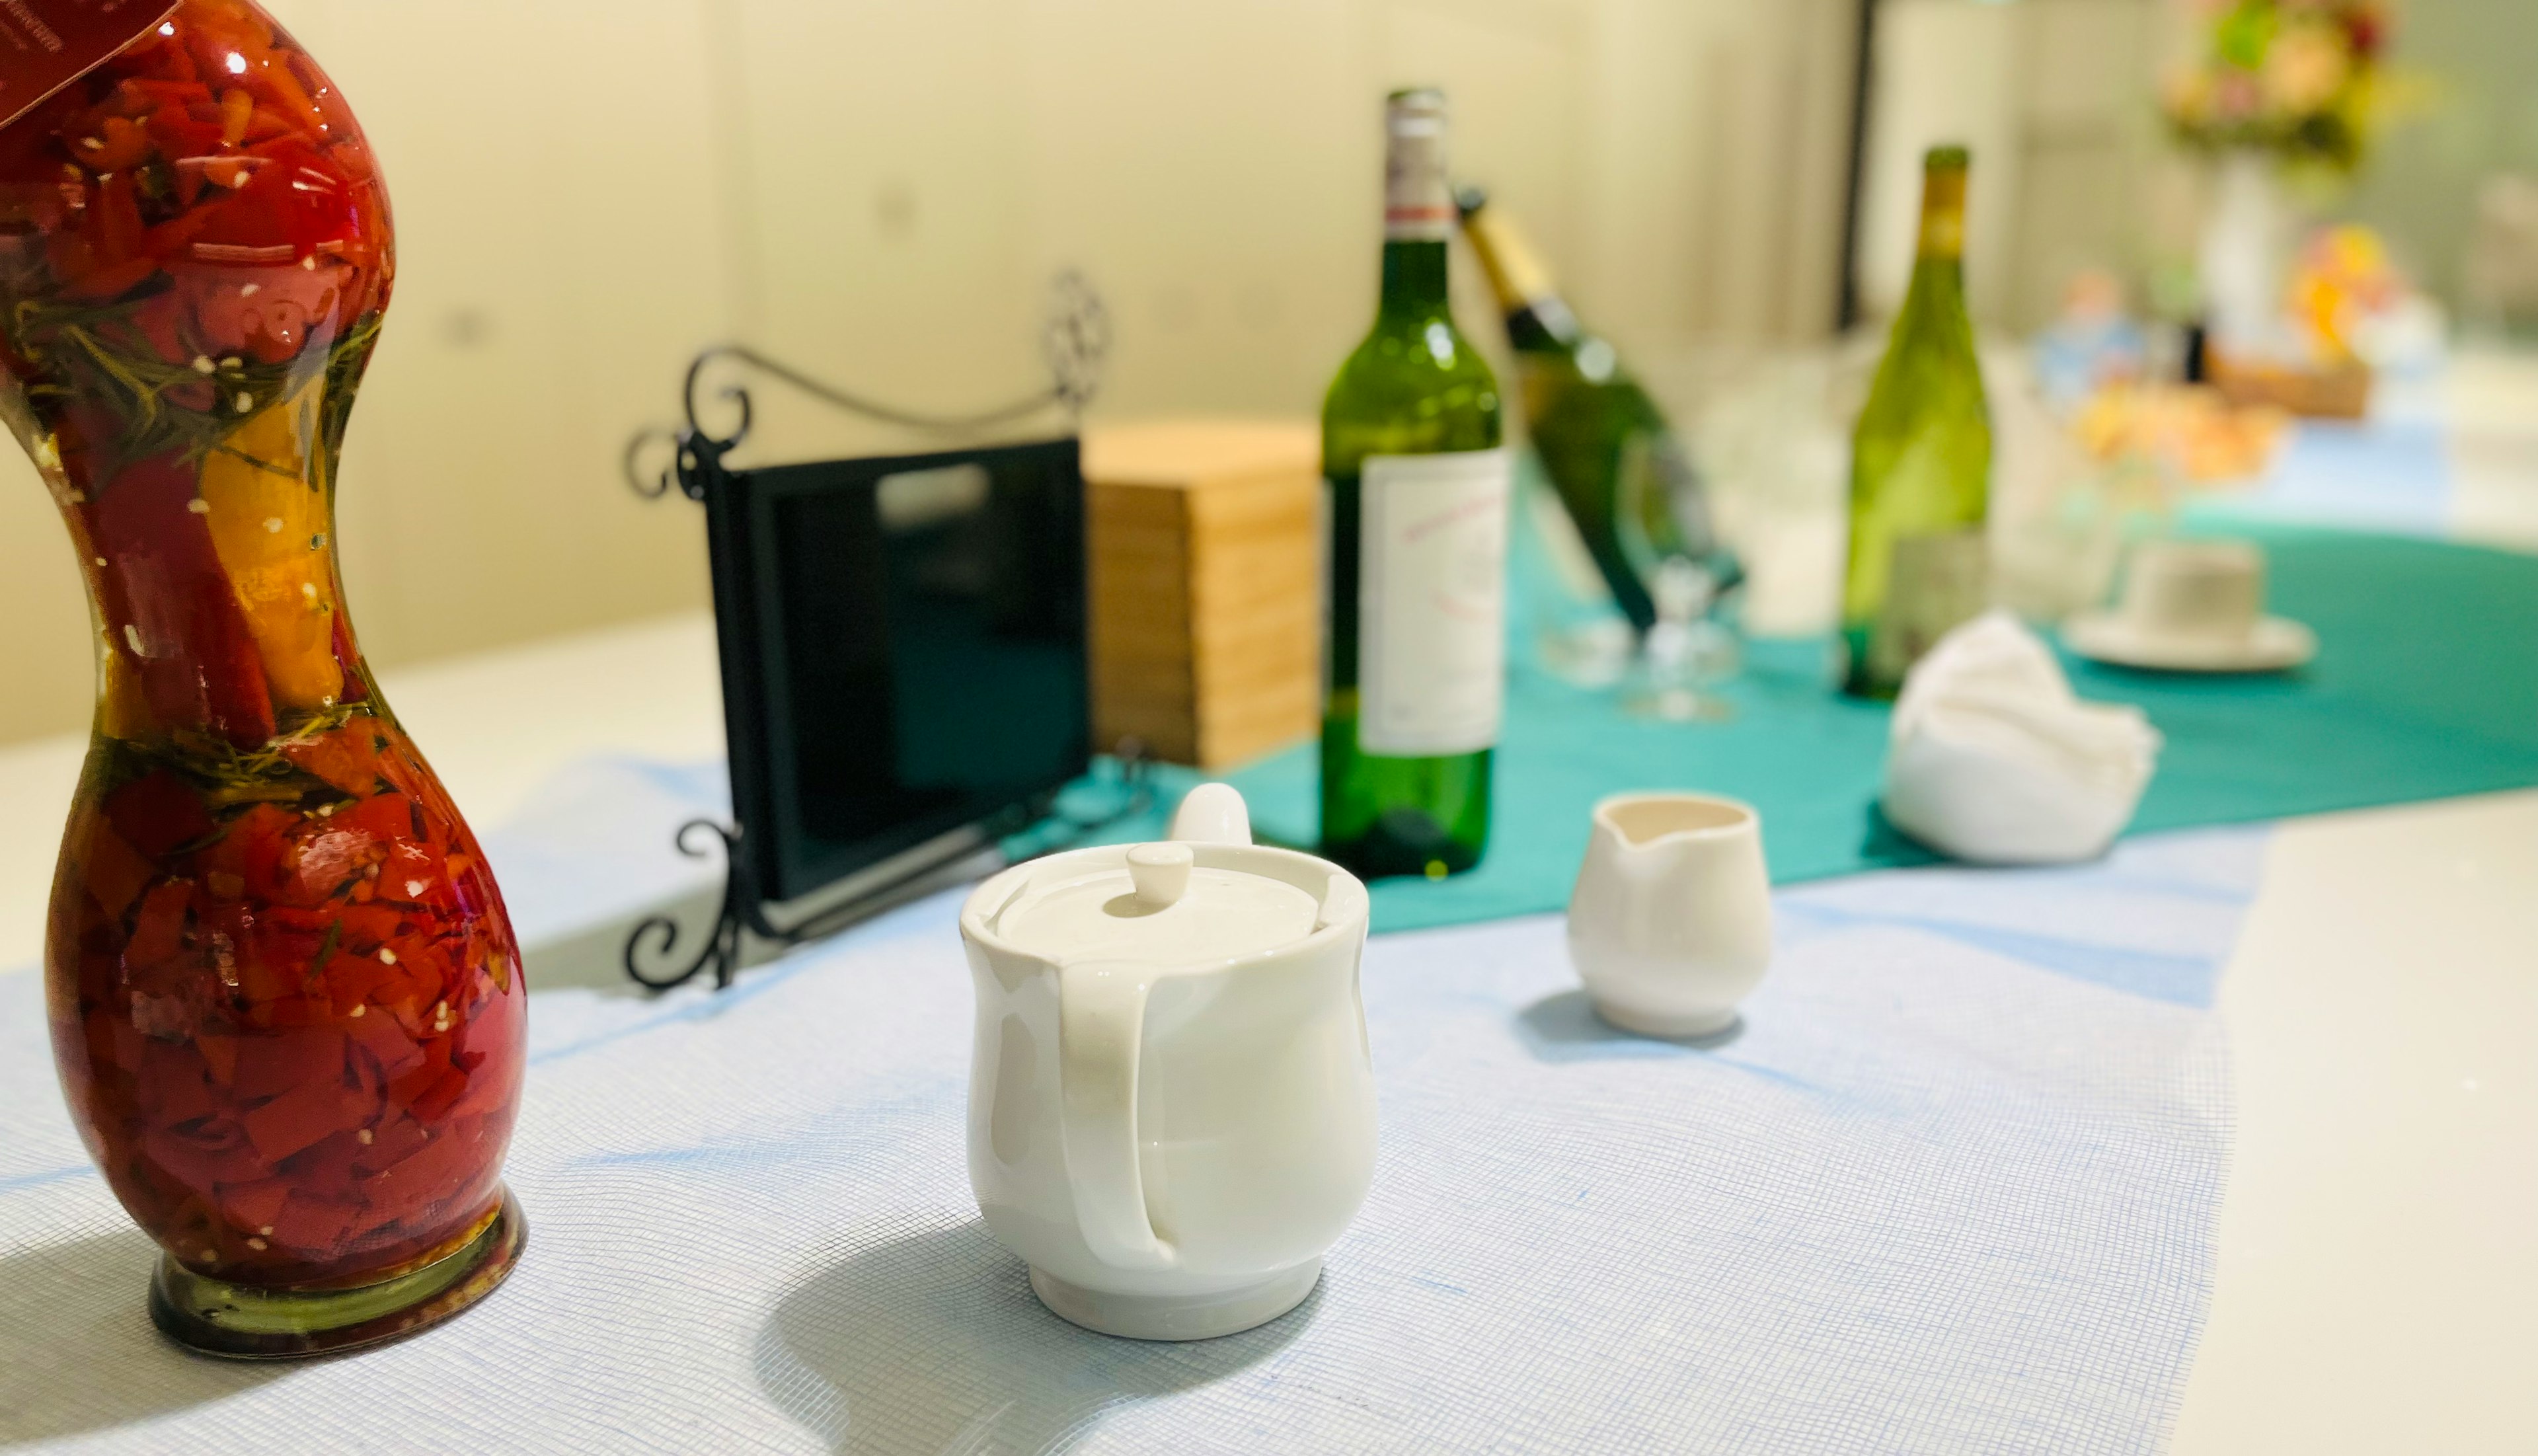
[0,0,526,1357]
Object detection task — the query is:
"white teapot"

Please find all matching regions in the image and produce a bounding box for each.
[958,785,1377,1340]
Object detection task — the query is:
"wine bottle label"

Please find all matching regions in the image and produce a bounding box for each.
[1383,90,1453,243]
[1355,449,1510,756]
[1867,528,1989,688]
[0,1,179,130]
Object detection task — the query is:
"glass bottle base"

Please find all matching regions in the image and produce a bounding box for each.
[148,1187,526,1360]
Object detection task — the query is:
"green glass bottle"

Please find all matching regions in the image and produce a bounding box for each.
[1840,145,1993,699]
[1457,186,1735,632]
[1321,89,1508,880]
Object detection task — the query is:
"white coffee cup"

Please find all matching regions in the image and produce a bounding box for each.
[2116,539,2266,644]
[2064,535,2315,673]
[1566,792,1773,1038]
[958,785,1376,1341]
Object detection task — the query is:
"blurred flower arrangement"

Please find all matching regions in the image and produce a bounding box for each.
[2163,1,2393,173]
[2071,383,2286,484]
[2288,224,2403,359]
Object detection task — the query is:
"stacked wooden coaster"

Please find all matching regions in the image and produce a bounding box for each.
[1083,419,1321,769]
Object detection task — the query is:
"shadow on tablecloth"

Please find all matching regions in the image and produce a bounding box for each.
[0,1225,284,1443]
[1515,989,1749,1058]
[753,1214,1312,1453]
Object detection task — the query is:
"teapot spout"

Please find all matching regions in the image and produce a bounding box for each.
[1168,783,1253,846]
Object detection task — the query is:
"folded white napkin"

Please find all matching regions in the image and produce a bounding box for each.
[1882,611,2163,864]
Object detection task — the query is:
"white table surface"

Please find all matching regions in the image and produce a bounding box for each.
[0,607,2530,1452]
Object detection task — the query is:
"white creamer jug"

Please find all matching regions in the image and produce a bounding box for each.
[958,785,1377,1340]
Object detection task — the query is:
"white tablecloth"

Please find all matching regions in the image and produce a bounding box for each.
[0,757,2258,1453]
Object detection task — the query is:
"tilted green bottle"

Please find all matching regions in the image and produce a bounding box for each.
[1457,186,1734,632]
[1321,89,1508,880]
[1840,145,1992,699]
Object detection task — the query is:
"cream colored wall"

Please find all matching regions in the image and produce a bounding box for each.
[719,0,1859,469]
[2342,0,2538,313]
[0,0,730,746]
[1860,0,2161,331]
[0,0,1859,746]
[1863,0,2538,331]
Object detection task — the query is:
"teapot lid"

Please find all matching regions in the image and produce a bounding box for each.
[984,841,1323,968]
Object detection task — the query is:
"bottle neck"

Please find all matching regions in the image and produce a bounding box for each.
[1461,204,1578,348]
[1900,165,1971,334]
[1901,252,1967,321]
[1379,95,1453,324]
[1913,165,1968,268]
[1379,239,1450,320]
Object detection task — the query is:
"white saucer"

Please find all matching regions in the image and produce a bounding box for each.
[2062,613,2318,674]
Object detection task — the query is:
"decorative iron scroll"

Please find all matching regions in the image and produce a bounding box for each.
[619,272,1126,994]
[621,753,1151,994]
[624,269,1110,505]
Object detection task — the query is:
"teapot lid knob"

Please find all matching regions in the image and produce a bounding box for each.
[1126,842,1194,907]
[1167,783,1252,846]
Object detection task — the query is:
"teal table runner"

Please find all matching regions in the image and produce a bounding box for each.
[1167,521,2538,935]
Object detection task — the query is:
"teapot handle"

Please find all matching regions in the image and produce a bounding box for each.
[1167,783,1252,846]
[1057,960,1176,1272]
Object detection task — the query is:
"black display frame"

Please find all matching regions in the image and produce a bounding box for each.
[703,438,1091,910]
[619,281,1119,991]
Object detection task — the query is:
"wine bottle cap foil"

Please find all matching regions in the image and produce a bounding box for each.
[1461,198,1559,311]
[1385,88,1452,243]
[1918,146,1971,258]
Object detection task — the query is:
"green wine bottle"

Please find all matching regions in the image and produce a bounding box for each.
[1840,145,1993,699]
[1457,186,1734,632]
[1321,89,1508,880]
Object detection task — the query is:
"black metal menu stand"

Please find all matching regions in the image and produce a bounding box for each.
[620,273,1143,993]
